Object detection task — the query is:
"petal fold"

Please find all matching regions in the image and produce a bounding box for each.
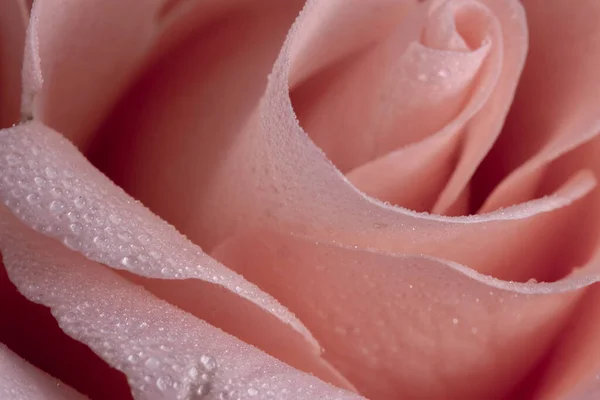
[214,231,600,399]
[0,218,363,400]
[0,122,351,389]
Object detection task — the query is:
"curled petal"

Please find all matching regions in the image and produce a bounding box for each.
[477,0,600,214]
[214,231,600,399]
[22,0,259,147]
[197,0,594,283]
[0,123,352,389]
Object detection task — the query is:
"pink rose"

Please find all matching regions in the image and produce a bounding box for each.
[2,0,600,399]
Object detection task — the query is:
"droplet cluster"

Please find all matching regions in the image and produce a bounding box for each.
[0,124,310,339]
[1,234,363,400]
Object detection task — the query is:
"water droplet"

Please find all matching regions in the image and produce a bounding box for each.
[138,234,150,244]
[26,193,41,204]
[121,256,137,268]
[50,187,63,198]
[199,355,217,371]
[156,377,167,391]
[145,357,160,369]
[33,176,46,186]
[45,166,58,178]
[117,231,132,242]
[49,200,65,214]
[93,235,108,248]
[188,366,199,380]
[74,196,86,209]
[69,223,83,234]
[189,382,211,398]
[63,236,80,250]
[247,388,259,397]
[452,318,459,325]
[527,278,538,284]
[109,214,122,224]
[66,211,80,222]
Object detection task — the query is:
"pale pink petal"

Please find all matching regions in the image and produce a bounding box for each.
[0,0,28,127]
[88,0,306,251]
[292,1,488,174]
[430,0,528,214]
[1,261,132,398]
[0,216,363,400]
[22,0,260,148]
[184,0,596,283]
[0,122,353,389]
[213,230,600,399]
[0,343,87,400]
[526,275,600,400]
[286,0,527,215]
[477,0,600,214]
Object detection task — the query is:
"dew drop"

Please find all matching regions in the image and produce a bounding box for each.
[189,382,211,399]
[188,366,199,380]
[63,236,80,250]
[199,355,217,371]
[45,166,58,178]
[74,196,86,209]
[117,231,132,242]
[150,250,162,260]
[247,388,259,397]
[145,357,160,369]
[138,234,150,244]
[66,211,80,222]
[527,278,538,284]
[69,223,83,234]
[49,200,65,214]
[156,377,167,391]
[33,176,46,187]
[93,235,109,249]
[121,256,137,268]
[109,214,122,224]
[50,187,63,198]
[26,193,41,204]
[452,318,459,325]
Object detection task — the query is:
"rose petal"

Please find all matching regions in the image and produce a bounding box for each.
[79,0,574,282]
[0,0,29,127]
[1,262,132,399]
[183,0,595,283]
[476,0,600,214]
[290,0,522,215]
[0,343,87,400]
[22,0,261,147]
[88,0,305,248]
[430,0,528,214]
[0,122,353,389]
[292,1,488,174]
[523,281,600,400]
[0,217,363,400]
[213,230,600,399]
